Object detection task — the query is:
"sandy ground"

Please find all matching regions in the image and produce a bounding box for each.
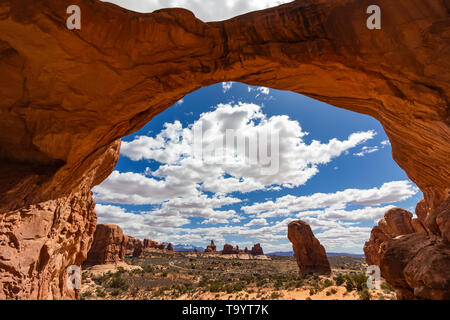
[176,285,394,301]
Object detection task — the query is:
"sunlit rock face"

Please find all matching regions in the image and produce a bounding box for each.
[83,224,127,267]
[0,0,449,299]
[288,220,331,277]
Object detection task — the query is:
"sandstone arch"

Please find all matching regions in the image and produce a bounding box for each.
[0,0,448,299]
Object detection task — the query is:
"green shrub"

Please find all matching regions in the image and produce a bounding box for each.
[111,288,121,297]
[271,292,281,299]
[334,273,345,286]
[323,279,334,288]
[96,287,106,298]
[381,281,394,292]
[109,275,129,290]
[359,288,372,300]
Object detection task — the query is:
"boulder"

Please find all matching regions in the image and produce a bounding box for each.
[287,220,331,277]
[380,233,450,300]
[364,208,418,266]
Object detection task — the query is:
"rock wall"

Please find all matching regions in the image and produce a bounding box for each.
[0,191,96,299]
[83,224,127,267]
[0,0,449,299]
[288,220,331,277]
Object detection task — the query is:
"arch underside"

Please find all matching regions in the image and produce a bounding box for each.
[0,0,448,299]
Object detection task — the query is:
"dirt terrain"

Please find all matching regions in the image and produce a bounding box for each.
[80,251,396,300]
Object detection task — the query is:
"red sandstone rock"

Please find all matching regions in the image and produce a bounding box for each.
[363,226,391,266]
[415,199,429,226]
[287,220,331,277]
[167,243,174,251]
[366,204,450,300]
[125,236,143,254]
[380,233,450,300]
[250,243,264,256]
[364,208,418,266]
[84,224,127,266]
[425,199,450,244]
[222,244,239,255]
[132,241,143,258]
[0,0,449,299]
[205,240,217,253]
[143,238,158,249]
[379,208,415,237]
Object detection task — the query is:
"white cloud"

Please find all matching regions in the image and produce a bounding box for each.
[354,145,379,157]
[245,218,268,227]
[118,102,375,196]
[222,82,233,93]
[103,0,290,21]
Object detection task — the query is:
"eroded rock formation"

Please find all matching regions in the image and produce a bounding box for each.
[380,233,450,300]
[132,241,143,258]
[364,208,420,266]
[167,243,173,251]
[250,243,264,256]
[205,240,217,253]
[365,202,450,299]
[143,238,158,249]
[83,224,127,266]
[222,244,239,255]
[0,0,449,299]
[288,220,331,277]
[125,236,143,255]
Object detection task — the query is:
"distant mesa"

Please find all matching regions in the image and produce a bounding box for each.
[287,220,331,277]
[250,243,264,256]
[220,243,264,256]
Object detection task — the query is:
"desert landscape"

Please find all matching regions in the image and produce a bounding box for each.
[79,228,395,301]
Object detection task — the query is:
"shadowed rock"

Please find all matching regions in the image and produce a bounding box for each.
[288,220,331,277]
[0,0,449,299]
[83,224,127,267]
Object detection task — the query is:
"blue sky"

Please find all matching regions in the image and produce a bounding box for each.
[93,82,422,254]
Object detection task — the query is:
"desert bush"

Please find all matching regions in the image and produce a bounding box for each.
[109,275,129,291]
[381,281,394,292]
[334,273,345,286]
[323,279,334,288]
[96,287,106,298]
[271,292,281,299]
[359,288,372,300]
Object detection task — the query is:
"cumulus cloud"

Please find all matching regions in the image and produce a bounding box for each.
[242,180,418,217]
[103,0,290,21]
[119,102,375,196]
[222,82,233,93]
[354,145,379,157]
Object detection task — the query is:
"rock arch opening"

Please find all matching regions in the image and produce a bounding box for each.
[0,0,448,300]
